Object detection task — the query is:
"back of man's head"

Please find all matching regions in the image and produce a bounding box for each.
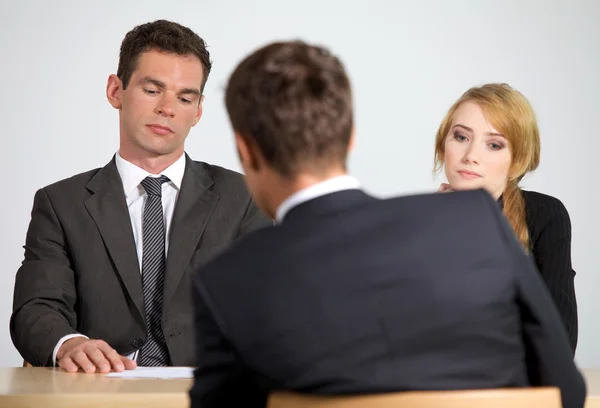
[117,19,212,92]
[225,41,353,178]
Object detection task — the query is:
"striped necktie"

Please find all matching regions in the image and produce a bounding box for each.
[139,175,170,366]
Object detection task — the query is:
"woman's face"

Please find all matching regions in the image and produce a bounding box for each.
[443,102,512,200]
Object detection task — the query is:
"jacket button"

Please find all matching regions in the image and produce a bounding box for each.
[132,338,144,348]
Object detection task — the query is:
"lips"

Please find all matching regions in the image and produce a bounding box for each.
[458,170,482,180]
[147,124,173,135]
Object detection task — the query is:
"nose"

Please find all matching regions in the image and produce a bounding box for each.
[462,143,479,164]
[154,93,176,118]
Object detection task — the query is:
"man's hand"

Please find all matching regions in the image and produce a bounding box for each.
[56,337,137,374]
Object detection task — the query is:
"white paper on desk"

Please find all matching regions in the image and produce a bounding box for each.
[105,367,194,379]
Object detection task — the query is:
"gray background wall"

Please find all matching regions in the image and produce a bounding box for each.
[1,0,598,367]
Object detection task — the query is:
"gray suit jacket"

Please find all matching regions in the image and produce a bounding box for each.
[11,154,270,366]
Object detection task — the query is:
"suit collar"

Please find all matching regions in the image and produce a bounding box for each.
[85,155,121,195]
[114,152,187,198]
[283,189,375,224]
[276,175,361,223]
[84,153,214,197]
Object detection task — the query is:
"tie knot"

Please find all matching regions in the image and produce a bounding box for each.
[141,175,169,197]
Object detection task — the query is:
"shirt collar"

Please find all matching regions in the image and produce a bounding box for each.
[115,151,186,198]
[275,175,361,223]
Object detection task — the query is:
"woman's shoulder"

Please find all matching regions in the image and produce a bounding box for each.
[521,190,572,239]
[521,190,570,217]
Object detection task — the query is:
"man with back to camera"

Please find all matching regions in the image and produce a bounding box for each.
[188,40,586,408]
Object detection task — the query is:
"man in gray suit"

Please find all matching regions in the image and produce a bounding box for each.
[10,20,270,373]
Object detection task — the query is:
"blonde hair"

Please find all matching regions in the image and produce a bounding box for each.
[434,83,541,250]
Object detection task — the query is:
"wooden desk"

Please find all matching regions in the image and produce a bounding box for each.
[0,367,192,408]
[584,369,600,408]
[0,367,597,407]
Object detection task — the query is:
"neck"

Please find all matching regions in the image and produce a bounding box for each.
[119,148,183,174]
[264,168,348,218]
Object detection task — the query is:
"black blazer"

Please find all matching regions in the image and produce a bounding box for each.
[522,190,578,352]
[11,154,271,366]
[190,189,585,408]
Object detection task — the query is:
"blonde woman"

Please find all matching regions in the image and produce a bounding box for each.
[434,83,578,352]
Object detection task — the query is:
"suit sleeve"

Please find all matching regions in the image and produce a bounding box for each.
[530,200,578,353]
[189,267,267,408]
[479,190,586,408]
[10,188,80,366]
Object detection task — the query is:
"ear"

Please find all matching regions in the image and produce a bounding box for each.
[106,74,123,109]
[347,128,356,153]
[192,95,204,127]
[235,133,261,172]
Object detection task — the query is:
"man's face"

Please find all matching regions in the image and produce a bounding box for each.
[110,49,204,161]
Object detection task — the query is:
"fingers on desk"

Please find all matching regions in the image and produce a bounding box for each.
[58,339,134,374]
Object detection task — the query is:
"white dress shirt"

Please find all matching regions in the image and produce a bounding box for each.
[275,175,361,223]
[52,152,186,365]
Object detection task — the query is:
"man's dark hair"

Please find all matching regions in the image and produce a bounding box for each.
[225,41,353,177]
[117,20,212,92]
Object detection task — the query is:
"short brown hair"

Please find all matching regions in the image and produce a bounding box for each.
[117,20,212,92]
[225,41,353,177]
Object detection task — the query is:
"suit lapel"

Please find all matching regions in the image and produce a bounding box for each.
[163,155,218,312]
[83,157,145,323]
